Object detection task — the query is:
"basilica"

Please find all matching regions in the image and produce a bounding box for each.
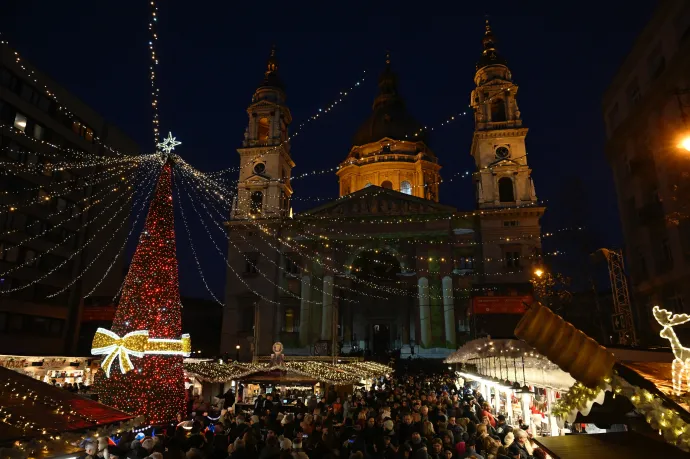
[221,22,544,359]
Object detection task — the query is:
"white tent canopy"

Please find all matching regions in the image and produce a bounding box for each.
[446,338,575,391]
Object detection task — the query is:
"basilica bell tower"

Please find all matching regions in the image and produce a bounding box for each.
[233,46,294,220]
[470,21,537,208]
[469,21,544,286]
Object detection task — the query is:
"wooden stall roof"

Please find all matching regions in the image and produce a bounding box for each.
[620,361,690,414]
[534,432,689,459]
[0,367,133,444]
[239,370,317,384]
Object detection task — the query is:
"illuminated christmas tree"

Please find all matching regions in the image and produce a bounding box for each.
[92,153,189,424]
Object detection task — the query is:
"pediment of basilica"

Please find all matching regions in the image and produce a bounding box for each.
[299,186,457,218]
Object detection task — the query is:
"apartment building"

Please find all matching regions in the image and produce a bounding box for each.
[0,43,139,355]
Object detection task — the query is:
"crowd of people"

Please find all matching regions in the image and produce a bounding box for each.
[87,372,547,459]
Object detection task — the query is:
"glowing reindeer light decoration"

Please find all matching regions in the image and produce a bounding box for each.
[653,305,690,396]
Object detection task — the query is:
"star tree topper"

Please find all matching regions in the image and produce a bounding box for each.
[157,132,182,155]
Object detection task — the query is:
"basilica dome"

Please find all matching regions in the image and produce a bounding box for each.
[337,54,441,202]
[352,58,428,146]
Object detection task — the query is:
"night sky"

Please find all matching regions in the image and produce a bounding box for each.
[2,1,656,300]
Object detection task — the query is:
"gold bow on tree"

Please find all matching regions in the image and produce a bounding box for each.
[91,328,149,377]
[92,328,192,377]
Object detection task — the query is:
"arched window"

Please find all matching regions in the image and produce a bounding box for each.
[491,99,507,122]
[257,117,270,142]
[381,180,393,189]
[498,177,514,202]
[284,308,295,332]
[400,181,412,195]
[280,190,289,211]
[250,190,263,214]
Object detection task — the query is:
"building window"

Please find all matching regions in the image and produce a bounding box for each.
[647,45,666,80]
[284,252,300,275]
[503,220,519,227]
[33,124,44,140]
[250,191,263,214]
[13,112,27,132]
[381,180,393,190]
[2,245,19,262]
[56,198,68,211]
[72,121,94,143]
[284,308,295,332]
[626,78,641,106]
[281,191,289,211]
[0,67,17,90]
[400,181,412,195]
[243,252,259,274]
[498,177,514,202]
[505,251,521,268]
[257,117,270,142]
[24,249,36,267]
[490,99,506,122]
[458,257,474,270]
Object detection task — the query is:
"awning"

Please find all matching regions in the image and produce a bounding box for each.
[445,338,574,391]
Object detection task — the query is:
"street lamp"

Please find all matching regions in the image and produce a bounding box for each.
[678,135,690,153]
[235,344,241,362]
[534,268,544,278]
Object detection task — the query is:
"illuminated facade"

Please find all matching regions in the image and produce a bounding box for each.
[223,25,544,359]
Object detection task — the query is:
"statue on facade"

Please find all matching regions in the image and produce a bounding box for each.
[270,342,284,366]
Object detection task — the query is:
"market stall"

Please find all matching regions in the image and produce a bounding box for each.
[446,337,574,436]
[514,302,690,454]
[184,359,392,413]
[0,355,99,387]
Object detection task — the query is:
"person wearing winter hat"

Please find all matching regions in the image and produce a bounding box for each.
[279,437,292,451]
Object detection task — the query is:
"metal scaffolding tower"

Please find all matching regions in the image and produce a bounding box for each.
[594,248,638,346]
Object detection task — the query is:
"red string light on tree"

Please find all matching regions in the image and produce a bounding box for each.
[93,160,189,424]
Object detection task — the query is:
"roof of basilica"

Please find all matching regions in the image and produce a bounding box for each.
[352,54,428,147]
[299,185,458,218]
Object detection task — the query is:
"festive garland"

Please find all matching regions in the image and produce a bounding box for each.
[184,361,391,385]
[552,372,690,452]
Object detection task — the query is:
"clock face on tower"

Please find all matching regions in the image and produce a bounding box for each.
[495,146,510,159]
[253,162,266,175]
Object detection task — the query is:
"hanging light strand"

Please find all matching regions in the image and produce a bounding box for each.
[172,169,224,306]
[0,179,140,293]
[148,0,162,146]
[60,165,162,299]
